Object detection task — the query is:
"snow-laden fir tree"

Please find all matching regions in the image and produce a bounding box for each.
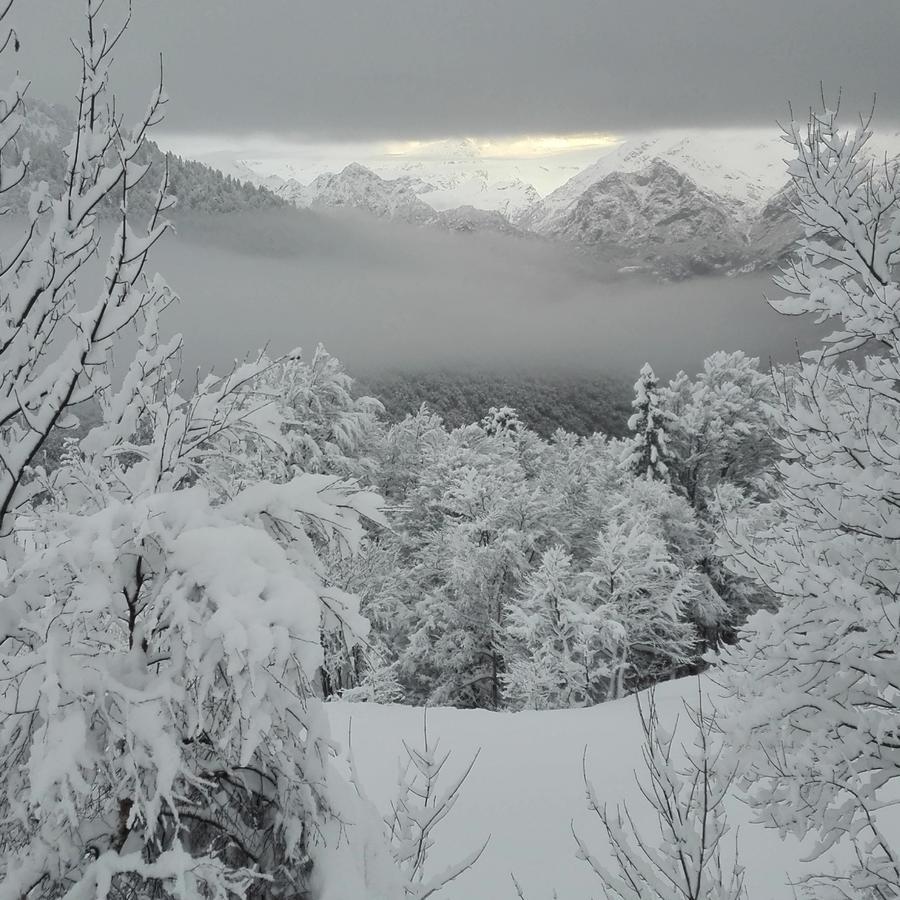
[0,3,404,898]
[715,102,900,897]
[480,405,522,438]
[623,363,672,481]
[659,354,780,648]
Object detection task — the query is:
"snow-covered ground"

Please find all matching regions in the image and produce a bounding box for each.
[327,677,846,900]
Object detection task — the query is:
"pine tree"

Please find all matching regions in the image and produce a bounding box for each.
[481,405,522,437]
[624,363,672,481]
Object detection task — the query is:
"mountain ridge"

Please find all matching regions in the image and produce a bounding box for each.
[263,154,797,276]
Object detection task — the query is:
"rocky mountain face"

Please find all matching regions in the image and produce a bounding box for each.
[276,163,437,223]
[437,204,524,236]
[412,172,540,220]
[746,182,801,268]
[520,160,755,277]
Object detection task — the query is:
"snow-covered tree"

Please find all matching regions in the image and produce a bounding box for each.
[201,345,387,699]
[8,356,398,899]
[656,354,779,647]
[365,408,709,708]
[501,480,701,709]
[396,426,551,707]
[715,102,900,897]
[663,352,778,512]
[581,503,697,700]
[501,545,620,709]
[371,404,449,502]
[575,687,745,900]
[0,4,403,898]
[0,0,173,553]
[480,405,522,437]
[255,344,383,479]
[623,364,672,481]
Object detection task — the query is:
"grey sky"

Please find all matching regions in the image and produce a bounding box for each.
[5,0,899,141]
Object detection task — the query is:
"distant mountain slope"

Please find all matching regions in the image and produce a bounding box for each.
[158,127,900,278]
[7,98,287,215]
[264,162,533,237]
[747,181,801,265]
[275,162,437,223]
[547,130,791,212]
[522,160,750,277]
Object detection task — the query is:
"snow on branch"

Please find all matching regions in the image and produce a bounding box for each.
[574,684,745,900]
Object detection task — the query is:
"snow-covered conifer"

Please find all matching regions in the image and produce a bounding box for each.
[481,405,522,437]
[663,352,778,511]
[623,364,672,481]
[582,507,696,700]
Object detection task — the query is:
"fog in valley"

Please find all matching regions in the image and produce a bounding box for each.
[116,209,818,380]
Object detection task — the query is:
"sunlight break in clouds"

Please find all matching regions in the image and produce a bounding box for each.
[382,133,622,159]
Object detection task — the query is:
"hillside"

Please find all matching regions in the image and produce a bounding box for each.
[8,98,287,215]
[327,678,849,900]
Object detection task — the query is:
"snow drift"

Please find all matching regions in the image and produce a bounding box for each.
[327,677,848,900]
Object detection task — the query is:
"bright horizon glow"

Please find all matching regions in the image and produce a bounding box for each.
[382,133,622,159]
[156,131,624,162]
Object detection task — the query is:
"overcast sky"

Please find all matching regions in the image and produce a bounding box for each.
[4,0,899,141]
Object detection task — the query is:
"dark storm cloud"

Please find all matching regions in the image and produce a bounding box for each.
[4,0,899,139]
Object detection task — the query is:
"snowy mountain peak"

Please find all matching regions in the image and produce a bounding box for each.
[339,161,377,178]
[271,163,437,223]
[537,130,792,219]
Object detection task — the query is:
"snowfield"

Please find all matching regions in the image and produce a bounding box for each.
[328,677,848,900]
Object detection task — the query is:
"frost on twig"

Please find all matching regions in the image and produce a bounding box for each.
[574,684,745,900]
[348,709,489,900]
